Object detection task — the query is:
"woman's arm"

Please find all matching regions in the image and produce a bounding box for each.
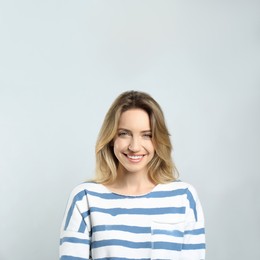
[59,185,91,260]
[181,185,206,260]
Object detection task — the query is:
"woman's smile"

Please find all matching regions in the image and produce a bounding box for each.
[124,153,145,163]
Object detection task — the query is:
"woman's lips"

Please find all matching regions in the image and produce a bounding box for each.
[124,154,145,162]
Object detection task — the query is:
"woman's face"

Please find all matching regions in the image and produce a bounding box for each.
[113,108,155,175]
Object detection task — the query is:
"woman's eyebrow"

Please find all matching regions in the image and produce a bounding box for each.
[117,128,151,133]
[140,130,152,134]
[118,128,130,131]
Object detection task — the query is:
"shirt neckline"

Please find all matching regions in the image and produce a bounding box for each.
[99,183,161,198]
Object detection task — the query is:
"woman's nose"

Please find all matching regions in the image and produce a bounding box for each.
[128,137,141,152]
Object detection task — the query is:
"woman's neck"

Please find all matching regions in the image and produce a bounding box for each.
[105,168,156,196]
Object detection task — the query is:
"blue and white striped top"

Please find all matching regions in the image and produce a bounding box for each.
[59,181,206,260]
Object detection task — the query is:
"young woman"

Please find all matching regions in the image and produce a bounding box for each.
[59,90,206,260]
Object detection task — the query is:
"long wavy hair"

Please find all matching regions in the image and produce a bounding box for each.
[94,90,178,184]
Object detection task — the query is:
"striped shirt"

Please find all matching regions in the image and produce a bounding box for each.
[59,181,206,260]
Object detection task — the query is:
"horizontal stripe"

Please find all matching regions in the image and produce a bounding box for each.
[92,224,151,234]
[152,229,183,237]
[182,243,206,250]
[92,239,205,251]
[90,206,185,216]
[60,236,90,245]
[60,256,87,260]
[153,241,182,251]
[92,225,204,237]
[92,239,151,249]
[185,228,205,235]
[154,241,205,251]
[87,188,187,200]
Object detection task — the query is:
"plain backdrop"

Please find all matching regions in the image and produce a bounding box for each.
[0,1,259,259]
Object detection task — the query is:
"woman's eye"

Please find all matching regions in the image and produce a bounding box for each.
[143,133,152,139]
[118,131,129,137]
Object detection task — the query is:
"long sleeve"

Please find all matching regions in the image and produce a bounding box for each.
[59,186,91,260]
[180,185,206,260]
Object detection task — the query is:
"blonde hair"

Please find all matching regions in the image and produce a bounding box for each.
[94,90,178,184]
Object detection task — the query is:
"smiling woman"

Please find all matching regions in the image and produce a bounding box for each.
[59,90,206,260]
[95,90,177,186]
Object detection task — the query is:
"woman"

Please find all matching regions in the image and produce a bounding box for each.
[59,90,206,259]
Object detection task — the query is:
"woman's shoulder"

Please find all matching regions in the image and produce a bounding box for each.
[68,181,105,197]
[160,180,199,195]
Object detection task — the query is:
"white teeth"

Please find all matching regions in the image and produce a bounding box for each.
[127,155,143,159]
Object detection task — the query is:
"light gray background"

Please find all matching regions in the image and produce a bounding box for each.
[0,1,259,259]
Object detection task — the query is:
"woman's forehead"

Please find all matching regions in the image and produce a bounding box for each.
[118,109,151,129]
